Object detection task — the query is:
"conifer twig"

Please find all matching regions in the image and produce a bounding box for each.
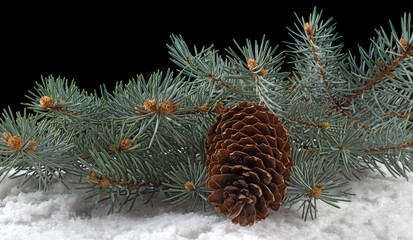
[339,108,376,133]
[304,23,332,104]
[364,139,413,153]
[182,56,237,92]
[344,40,412,104]
[287,117,330,130]
[304,22,376,133]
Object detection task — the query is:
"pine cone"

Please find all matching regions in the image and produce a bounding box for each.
[205,101,293,226]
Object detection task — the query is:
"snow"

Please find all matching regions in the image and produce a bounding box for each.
[1,168,413,240]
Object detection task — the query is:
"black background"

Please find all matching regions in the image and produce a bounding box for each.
[2,1,412,112]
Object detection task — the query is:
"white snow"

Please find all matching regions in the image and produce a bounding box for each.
[1,167,413,240]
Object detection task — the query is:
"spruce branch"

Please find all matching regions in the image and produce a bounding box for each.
[168,34,238,93]
[24,75,103,124]
[365,139,413,153]
[287,117,330,131]
[225,36,289,113]
[284,144,353,221]
[0,108,77,190]
[163,158,211,212]
[344,13,412,105]
[105,70,206,151]
[303,21,331,103]
[0,6,411,225]
[345,41,412,104]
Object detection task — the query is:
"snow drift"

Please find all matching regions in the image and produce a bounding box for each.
[0,166,412,240]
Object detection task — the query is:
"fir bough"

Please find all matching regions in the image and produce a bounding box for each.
[0,7,411,224]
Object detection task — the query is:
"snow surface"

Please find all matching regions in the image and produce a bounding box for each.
[1,167,413,240]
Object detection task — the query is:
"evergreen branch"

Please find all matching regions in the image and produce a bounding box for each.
[365,139,413,153]
[305,21,380,132]
[204,74,236,93]
[344,41,412,104]
[0,108,78,190]
[339,108,377,133]
[284,144,353,221]
[383,111,413,121]
[287,117,330,130]
[285,8,379,132]
[86,172,163,189]
[225,36,288,112]
[0,7,411,225]
[317,119,370,173]
[163,158,211,212]
[168,34,238,93]
[365,110,413,121]
[303,22,331,103]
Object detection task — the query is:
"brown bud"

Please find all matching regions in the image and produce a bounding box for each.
[159,101,175,115]
[40,96,54,108]
[7,136,24,151]
[310,182,324,198]
[247,59,259,70]
[100,178,110,188]
[248,59,267,76]
[199,105,209,112]
[26,140,37,151]
[86,173,100,185]
[304,22,313,34]
[214,102,224,113]
[400,38,408,49]
[143,100,157,112]
[3,132,9,141]
[128,184,136,191]
[109,144,117,151]
[120,139,132,150]
[184,181,195,191]
[321,122,330,130]
[257,69,268,77]
[310,188,322,198]
[89,172,99,179]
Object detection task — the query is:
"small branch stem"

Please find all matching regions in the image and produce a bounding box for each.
[304,23,333,104]
[304,23,376,133]
[183,56,237,92]
[287,117,329,130]
[344,43,412,104]
[365,139,413,153]
[339,108,376,133]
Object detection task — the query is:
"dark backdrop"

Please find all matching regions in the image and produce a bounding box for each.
[2,1,411,112]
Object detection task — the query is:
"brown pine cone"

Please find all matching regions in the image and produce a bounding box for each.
[205,101,293,226]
